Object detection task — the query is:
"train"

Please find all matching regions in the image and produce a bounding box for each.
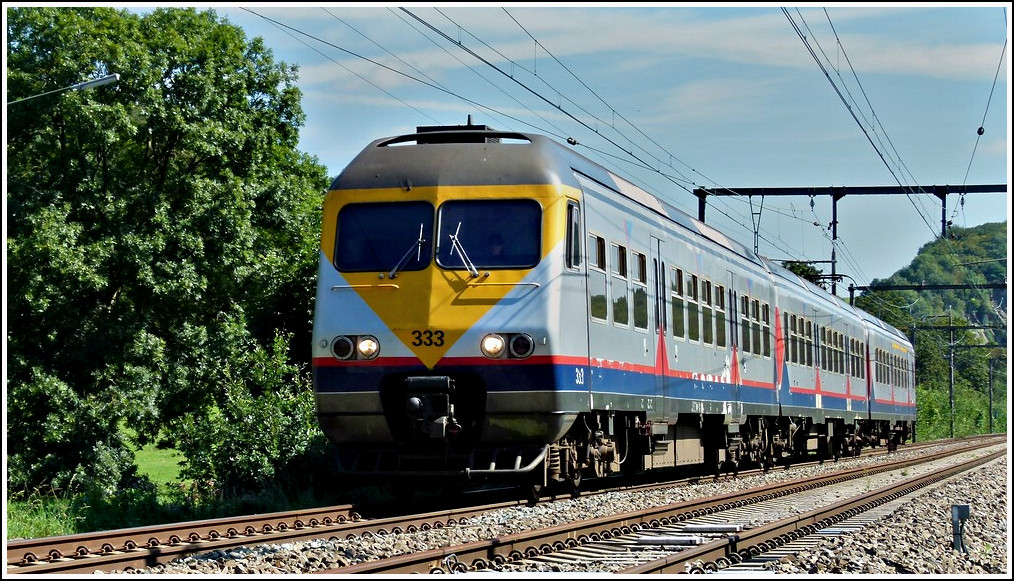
[311,120,916,497]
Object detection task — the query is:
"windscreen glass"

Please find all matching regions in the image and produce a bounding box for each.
[436,199,542,270]
[335,202,434,273]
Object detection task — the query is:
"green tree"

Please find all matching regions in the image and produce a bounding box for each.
[781,260,827,289]
[853,222,1007,440]
[6,7,329,494]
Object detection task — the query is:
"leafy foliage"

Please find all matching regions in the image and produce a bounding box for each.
[781,260,827,289]
[854,222,1007,439]
[6,7,329,495]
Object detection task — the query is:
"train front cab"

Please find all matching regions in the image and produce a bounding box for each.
[313,128,596,484]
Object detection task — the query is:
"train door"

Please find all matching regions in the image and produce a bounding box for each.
[726,271,743,420]
[651,236,668,415]
[566,200,592,405]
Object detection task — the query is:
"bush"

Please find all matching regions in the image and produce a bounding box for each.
[172,330,325,495]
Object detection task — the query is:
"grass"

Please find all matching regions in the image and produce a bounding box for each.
[6,438,350,540]
[133,441,184,485]
[6,490,85,540]
[6,435,188,540]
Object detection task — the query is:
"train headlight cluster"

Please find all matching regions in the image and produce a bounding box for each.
[481,332,534,359]
[509,333,534,358]
[331,335,380,360]
[481,334,506,358]
[357,336,379,358]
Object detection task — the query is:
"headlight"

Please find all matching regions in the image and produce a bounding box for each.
[481,334,506,358]
[357,336,380,359]
[332,336,354,360]
[509,333,534,358]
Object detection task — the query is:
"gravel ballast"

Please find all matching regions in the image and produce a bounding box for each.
[110,442,1009,575]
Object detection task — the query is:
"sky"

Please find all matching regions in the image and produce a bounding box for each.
[211,2,1010,291]
[17,3,1014,290]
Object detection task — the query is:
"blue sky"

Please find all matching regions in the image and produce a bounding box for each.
[212,3,1009,290]
[27,3,1014,289]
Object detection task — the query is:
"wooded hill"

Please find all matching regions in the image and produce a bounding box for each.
[853,221,1007,440]
[858,221,1006,347]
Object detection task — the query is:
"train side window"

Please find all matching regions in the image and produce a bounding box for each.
[848,339,855,377]
[632,251,648,330]
[853,339,860,377]
[783,312,790,364]
[671,267,685,340]
[819,326,827,371]
[856,341,862,379]
[855,339,862,377]
[687,274,700,342]
[828,332,834,373]
[611,243,629,327]
[789,314,798,364]
[749,299,758,355]
[860,341,865,379]
[805,319,813,367]
[588,234,608,322]
[566,203,582,269]
[829,332,835,373]
[715,285,726,347]
[701,280,713,345]
[755,301,767,357]
[740,295,751,354]
[875,348,881,383]
[836,332,844,374]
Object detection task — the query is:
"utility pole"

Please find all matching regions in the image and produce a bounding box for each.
[988,359,994,434]
[948,307,954,439]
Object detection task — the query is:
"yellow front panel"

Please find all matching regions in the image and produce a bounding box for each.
[321,184,575,368]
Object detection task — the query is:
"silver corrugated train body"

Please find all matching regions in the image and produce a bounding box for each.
[312,123,915,495]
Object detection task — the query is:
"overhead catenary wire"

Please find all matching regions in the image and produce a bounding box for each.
[784,7,1005,318]
[241,7,1001,309]
[241,6,848,274]
[430,8,814,263]
[960,8,1008,188]
[242,7,575,142]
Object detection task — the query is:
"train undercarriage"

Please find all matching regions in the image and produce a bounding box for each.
[530,410,913,500]
[324,373,912,502]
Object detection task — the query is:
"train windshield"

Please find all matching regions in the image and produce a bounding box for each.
[436,199,542,270]
[334,201,434,273]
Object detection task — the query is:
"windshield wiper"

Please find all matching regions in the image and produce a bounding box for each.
[448,222,479,278]
[388,222,426,279]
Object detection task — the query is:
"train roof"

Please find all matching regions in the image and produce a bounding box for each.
[855,304,911,343]
[333,124,883,318]
[333,124,767,267]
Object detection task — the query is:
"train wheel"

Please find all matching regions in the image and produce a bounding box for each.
[568,472,582,498]
[525,483,543,506]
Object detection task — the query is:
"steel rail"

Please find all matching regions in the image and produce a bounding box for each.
[7,436,1000,575]
[620,448,1005,573]
[326,440,1000,574]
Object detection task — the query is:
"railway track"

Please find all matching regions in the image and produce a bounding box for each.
[6,436,1002,575]
[331,440,1003,573]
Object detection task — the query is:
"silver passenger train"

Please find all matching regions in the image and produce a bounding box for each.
[311,122,915,495]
